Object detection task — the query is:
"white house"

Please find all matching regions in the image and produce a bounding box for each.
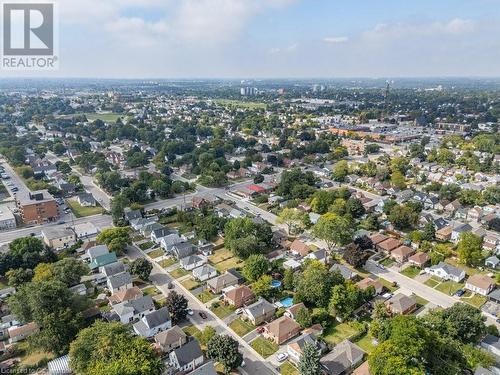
[192,265,217,281]
[465,274,496,296]
[107,272,133,294]
[73,222,99,239]
[133,307,171,338]
[113,296,155,324]
[169,340,204,373]
[425,261,465,282]
[180,255,206,271]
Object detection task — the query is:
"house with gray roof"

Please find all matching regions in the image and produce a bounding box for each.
[192,264,217,281]
[320,339,365,375]
[86,245,108,262]
[180,255,206,271]
[189,361,217,375]
[159,233,185,251]
[113,295,155,324]
[169,339,204,373]
[243,298,276,325]
[124,208,142,223]
[425,261,466,282]
[330,264,356,280]
[172,242,196,259]
[133,307,171,338]
[151,227,173,243]
[451,223,473,243]
[481,335,500,358]
[107,272,133,294]
[207,271,239,294]
[154,325,187,353]
[100,261,125,277]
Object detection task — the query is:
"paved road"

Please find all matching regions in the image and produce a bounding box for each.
[0,214,112,247]
[45,152,112,210]
[127,245,278,375]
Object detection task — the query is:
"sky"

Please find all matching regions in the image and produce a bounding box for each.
[4,0,500,78]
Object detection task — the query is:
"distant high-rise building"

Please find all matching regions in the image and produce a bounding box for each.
[240,87,257,96]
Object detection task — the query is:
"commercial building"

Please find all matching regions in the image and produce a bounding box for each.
[0,204,16,231]
[15,190,58,224]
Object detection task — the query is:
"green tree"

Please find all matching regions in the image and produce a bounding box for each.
[332,160,349,182]
[252,275,274,298]
[277,208,308,235]
[329,281,372,321]
[69,321,163,375]
[206,335,243,374]
[345,197,366,218]
[198,326,217,346]
[164,290,188,324]
[52,258,89,286]
[390,171,407,189]
[388,204,419,230]
[242,254,269,283]
[129,258,153,281]
[8,280,84,354]
[97,227,131,255]
[6,268,33,287]
[298,342,322,375]
[343,243,368,268]
[457,232,483,266]
[312,213,353,251]
[224,218,272,259]
[296,307,313,328]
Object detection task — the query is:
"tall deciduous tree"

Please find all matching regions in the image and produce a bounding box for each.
[457,232,483,266]
[206,335,243,374]
[164,291,188,324]
[242,254,269,282]
[277,208,308,235]
[129,258,153,281]
[312,213,353,251]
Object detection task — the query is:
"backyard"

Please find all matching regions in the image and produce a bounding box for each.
[323,322,362,345]
[66,199,103,217]
[159,258,177,268]
[208,248,244,273]
[461,292,487,308]
[229,317,255,336]
[354,333,378,354]
[250,337,279,358]
[181,278,201,290]
[197,289,217,303]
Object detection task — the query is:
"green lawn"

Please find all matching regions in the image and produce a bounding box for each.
[229,317,255,336]
[183,325,201,337]
[169,268,189,279]
[435,280,464,296]
[250,337,279,358]
[323,322,360,345]
[424,277,441,288]
[400,266,421,279]
[354,333,378,354]
[142,286,161,296]
[211,303,236,319]
[280,361,299,375]
[138,241,154,250]
[66,199,103,217]
[197,289,217,303]
[379,278,399,292]
[147,248,165,259]
[181,278,201,290]
[461,293,487,308]
[413,294,429,307]
[380,258,395,267]
[159,258,177,268]
[208,248,233,263]
[83,112,123,122]
[213,257,244,273]
[214,99,267,109]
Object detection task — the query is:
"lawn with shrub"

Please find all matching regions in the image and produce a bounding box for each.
[229,317,255,336]
[250,337,279,358]
[169,268,189,279]
[147,248,165,258]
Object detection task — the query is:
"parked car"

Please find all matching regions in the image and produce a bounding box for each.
[187,308,194,316]
[276,353,288,362]
[199,312,207,319]
[235,308,243,315]
[454,289,465,297]
[256,327,265,334]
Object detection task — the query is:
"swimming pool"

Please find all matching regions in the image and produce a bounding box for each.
[280,297,293,308]
[271,280,282,288]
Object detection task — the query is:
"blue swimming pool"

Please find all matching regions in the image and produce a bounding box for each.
[280,297,293,308]
[271,280,282,288]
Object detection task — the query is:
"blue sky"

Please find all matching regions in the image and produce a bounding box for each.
[6,0,500,78]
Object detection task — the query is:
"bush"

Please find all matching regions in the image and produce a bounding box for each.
[275,308,285,318]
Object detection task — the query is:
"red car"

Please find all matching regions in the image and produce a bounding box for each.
[256,327,265,334]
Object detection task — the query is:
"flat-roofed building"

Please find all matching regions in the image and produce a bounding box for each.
[15,190,58,224]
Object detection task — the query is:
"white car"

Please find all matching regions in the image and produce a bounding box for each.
[235,308,243,315]
[276,353,288,362]
[187,308,194,316]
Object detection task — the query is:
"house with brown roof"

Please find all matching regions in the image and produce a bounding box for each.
[356,278,383,295]
[465,274,496,296]
[8,322,39,343]
[154,325,188,354]
[376,238,402,253]
[436,225,453,242]
[223,285,255,308]
[263,316,301,345]
[408,252,430,268]
[320,339,365,375]
[289,239,311,257]
[108,286,144,304]
[385,293,417,315]
[390,245,415,263]
[284,303,307,321]
[369,233,388,246]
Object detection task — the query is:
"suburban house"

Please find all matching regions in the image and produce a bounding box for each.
[124,208,142,223]
[243,298,276,325]
[108,286,143,305]
[287,332,326,365]
[223,285,255,308]
[451,223,473,243]
[100,261,125,278]
[390,245,415,263]
[485,256,500,269]
[73,222,99,239]
[107,272,133,294]
[133,307,172,338]
[86,245,109,262]
[284,303,307,321]
[289,239,311,257]
[385,293,417,315]
[207,272,239,294]
[168,339,204,373]
[356,278,383,295]
[465,274,496,296]
[304,249,328,264]
[180,255,206,271]
[130,216,158,232]
[320,339,365,375]
[112,295,155,324]
[8,322,39,344]
[330,264,357,280]
[436,225,453,242]
[376,238,402,253]
[151,227,172,243]
[172,243,196,259]
[159,234,185,251]
[192,265,217,281]
[263,316,301,345]
[89,252,118,271]
[425,262,466,282]
[189,361,217,375]
[408,252,430,268]
[76,193,96,207]
[369,233,388,247]
[41,228,76,250]
[154,325,188,354]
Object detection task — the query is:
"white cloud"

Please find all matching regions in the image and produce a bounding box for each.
[323,36,348,44]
